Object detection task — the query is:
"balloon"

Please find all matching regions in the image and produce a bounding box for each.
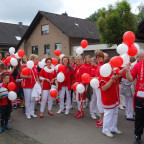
[90,78,99,89]
[52,58,58,66]
[55,49,61,56]
[116,44,128,55]
[59,54,65,59]
[121,54,130,67]
[18,50,25,57]
[72,82,79,91]
[7,82,16,91]
[57,72,65,82]
[15,53,20,59]
[8,91,17,101]
[134,43,140,54]
[27,60,34,69]
[41,58,46,65]
[10,58,18,66]
[55,64,60,71]
[123,31,135,46]
[76,84,85,93]
[81,40,88,48]
[50,89,57,98]
[9,47,15,54]
[127,44,138,56]
[22,68,31,75]
[100,63,112,77]
[109,56,123,67]
[38,61,45,69]
[76,47,84,55]
[81,73,91,83]
[5,56,11,63]
[58,65,65,72]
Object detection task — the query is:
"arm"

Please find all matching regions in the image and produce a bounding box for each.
[20,73,31,79]
[125,63,134,82]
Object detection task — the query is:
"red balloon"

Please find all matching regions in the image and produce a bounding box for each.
[58,65,65,72]
[54,49,61,56]
[5,56,11,63]
[7,82,16,91]
[123,31,135,46]
[127,44,138,56]
[81,40,88,48]
[72,82,79,91]
[110,56,123,67]
[81,73,91,83]
[52,58,58,66]
[22,68,31,75]
[18,50,25,57]
[11,54,16,58]
[50,89,57,98]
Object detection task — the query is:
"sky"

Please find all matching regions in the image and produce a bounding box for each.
[0,0,143,25]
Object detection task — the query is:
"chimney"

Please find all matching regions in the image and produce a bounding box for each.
[18,22,23,28]
[62,12,68,17]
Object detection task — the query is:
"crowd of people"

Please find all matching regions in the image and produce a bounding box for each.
[0,50,144,144]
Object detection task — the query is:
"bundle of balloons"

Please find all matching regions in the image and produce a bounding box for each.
[7,82,17,101]
[100,31,140,77]
[76,40,88,55]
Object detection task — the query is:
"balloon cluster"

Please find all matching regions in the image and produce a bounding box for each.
[76,40,88,55]
[7,82,17,101]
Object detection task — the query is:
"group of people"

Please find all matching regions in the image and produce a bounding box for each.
[0,50,144,144]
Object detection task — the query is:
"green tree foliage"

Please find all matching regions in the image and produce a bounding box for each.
[136,2,144,24]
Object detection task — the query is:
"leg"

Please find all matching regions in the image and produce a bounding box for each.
[29,88,35,115]
[127,96,134,119]
[59,87,66,110]
[65,88,71,110]
[90,88,97,115]
[47,90,53,111]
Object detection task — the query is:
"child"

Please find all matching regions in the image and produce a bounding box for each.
[0,73,11,133]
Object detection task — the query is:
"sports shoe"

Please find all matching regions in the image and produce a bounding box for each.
[96,121,103,127]
[91,114,97,119]
[76,112,84,118]
[26,115,31,119]
[31,114,37,118]
[103,132,114,138]
[65,109,69,115]
[74,111,80,117]
[113,130,122,135]
[57,109,63,114]
[95,119,101,124]
[0,127,4,133]
[5,125,11,130]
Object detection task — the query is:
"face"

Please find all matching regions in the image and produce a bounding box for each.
[69,58,74,65]
[3,76,10,84]
[96,56,104,63]
[63,58,68,66]
[137,54,144,63]
[85,57,90,64]
[33,57,39,64]
[46,59,52,67]
[75,58,82,65]
[22,56,28,63]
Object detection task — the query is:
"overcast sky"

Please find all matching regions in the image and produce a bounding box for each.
[0,0,143,25]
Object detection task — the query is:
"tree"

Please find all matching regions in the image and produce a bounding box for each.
[136,2,144,24]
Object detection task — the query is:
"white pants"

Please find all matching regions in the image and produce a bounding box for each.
[103,107,118,134]
[90,88,99,115]
[40,90,53,112]
[23,88,35,116]
[95,88,104,113]
[76,91,82,111]
[125,96,133,118]
[119,85,125,107]
[59,87,71,110]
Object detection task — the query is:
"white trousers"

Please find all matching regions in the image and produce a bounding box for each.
[102,107,118,134]
[40,90,53,112]
[23,88,35,116]
[76,91,81,111]
[119,85,125,107]
[59,87,71,110]
[125,96,133,118]
[95,88,104,113]
[90,88,99,115]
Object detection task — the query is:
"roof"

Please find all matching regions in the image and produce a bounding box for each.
[17,11,100,49]
[0,22,28,47]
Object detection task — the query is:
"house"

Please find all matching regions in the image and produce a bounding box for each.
[17,11,100,59]
[0,22,28,53]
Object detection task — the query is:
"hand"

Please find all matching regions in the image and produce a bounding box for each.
[27,75,32,79]
[111,75,118,81]
[51,79,54,83]
[47,79,50,82]
[125,63,131,72]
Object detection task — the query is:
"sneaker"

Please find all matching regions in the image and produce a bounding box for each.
[31,114,37,118]
[134,136,141,144]
[96,122,103,127]
[0,127,4,133]
[113,130,122,135]
[5,125,11,130]
[26,115,31,119]
[65,109,69,115]
[91,114,97,119]
[103,132,114,138]
[57,109,63,114]
[95,119,101,124]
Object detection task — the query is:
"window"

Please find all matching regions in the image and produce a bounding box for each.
[44,45,50,54]
[41,24,49,35]
[55,43,62,51]
[32,46,38,54]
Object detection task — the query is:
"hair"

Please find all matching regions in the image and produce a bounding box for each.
[95,51,104,58]
[29,54,38,60]
[0,63,7,70]
[69,56,75,60]
[62,56,69,65]
[1,73,10,82]
[45,58,52,63]
[130,57,136,63]
[22,55,28,64]
[90,57,97,63]
[84,55,91,64]
[75,55,83,60]
[103,52,108,58]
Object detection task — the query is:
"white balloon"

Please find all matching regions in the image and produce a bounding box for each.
[9,47,15,54]
[100,63,112,77]
[38,61,45,69]
[15,53,20,59]
[121,54,130,67]
[27,60,34,69]
[59,54,65,59]
[116,44,128,55]
[8,91,17,101]
[90,78,99,89]
[57,72,65,82]
[134,43,140,54]
[41,58,46,65]
[76,47,84,55]
[55,64,61,71]
[76,84,85,93]
[10,58,18,66]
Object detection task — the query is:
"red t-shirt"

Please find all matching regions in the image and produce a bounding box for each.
[39,68,56,90]
[61,66,69,86]
[21,65,38,89]
[0,83,8,106]
[89,65,99,77]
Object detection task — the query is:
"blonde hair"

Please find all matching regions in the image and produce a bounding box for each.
[84,55,91,64]
[29,54,38,60]
[75,55,83,60]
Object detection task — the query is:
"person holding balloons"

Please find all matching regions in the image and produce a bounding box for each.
[57,56,73,115]
[39,58,57,118]
[20,54,39,119]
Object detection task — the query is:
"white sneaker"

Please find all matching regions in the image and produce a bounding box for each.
[26,115,31,119]
[57,109,63,114]
[31,114,37,118]
[91,114,97,119]
[65,109,69,115]
[103,132,114,138]
[113,130,122,135]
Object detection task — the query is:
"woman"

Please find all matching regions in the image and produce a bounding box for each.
[39,58,57,118]
[22,55,28,66]
[57,56,73,115]
[20,54,39,119]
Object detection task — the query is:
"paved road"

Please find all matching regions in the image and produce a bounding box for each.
[2,103,144,144]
